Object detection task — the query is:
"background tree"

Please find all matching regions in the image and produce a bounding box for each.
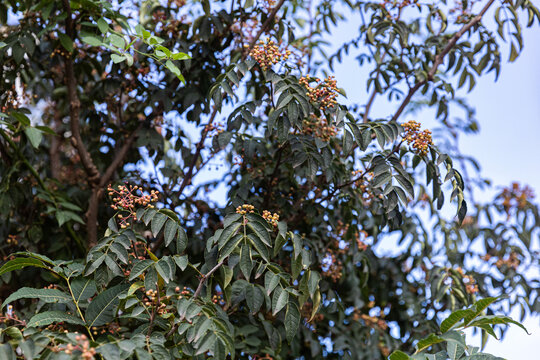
[0,0,538,359]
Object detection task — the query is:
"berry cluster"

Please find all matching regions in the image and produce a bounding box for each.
[108,184,159,229]
[380,0,419,20]
[351,308,389,331]
[262,210,279,227]
[6,234,18,246]
[63,335,96,359]
[299,76,339,111]
[302,114,338,141]
[236,204,255,215]
[175,286,192,298]
[455,267,478,294]
[401,120,433,156]
[249,39,291,71]
[497,182,535,218]
[321,251,343,282]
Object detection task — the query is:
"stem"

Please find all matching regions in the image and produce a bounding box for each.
[66,278,95,342]
[390,0,495,123]
[193,260,225,299]
[245,0,286,56]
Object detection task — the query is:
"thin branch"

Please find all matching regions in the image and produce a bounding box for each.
[100,123,143,187]
[390,0,495,123]
[245,0,286,55]
[176,106,219,198]
[193,260,224,299]
[62,0,100,184]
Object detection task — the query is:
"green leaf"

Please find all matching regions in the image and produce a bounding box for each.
[245,284,264,313]
[247,220,271,247]
[151,212,167,236]
[264,271,280,296]
[97,18,109,34]
[0,257,48,276]
[111,53,125,63]
[163,220,177,247]
[239,243,253,280]
[415,333,444,353]
[272,286,288,315]
[27,311,85,328]
[0,344,15,360]
[463,297,499,326]
[440,309,474,333]
[285,302,300,343]
[468,315,530,335]
[177,226,188,253]
[218,223,241,249]
[24,127,43,148]
[71,278,97,303]
[81,34,102,47]
[58,33,73,52]
[173,255,188,271]
[86,284,129,327]
[129,259,154,280]
[247,233,269,262]
[389,350,410,360]
[2,287,71,308]
[308,271,320,297]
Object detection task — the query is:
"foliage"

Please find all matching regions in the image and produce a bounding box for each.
[0,0,539,359]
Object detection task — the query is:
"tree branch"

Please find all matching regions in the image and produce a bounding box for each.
[176,106,219,199]
[193,260,224,299]
[99,123,143,187]
[390,0,495,123]
[245,0,286,55]
[62,0,100,185]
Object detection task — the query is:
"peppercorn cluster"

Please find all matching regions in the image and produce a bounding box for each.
[401,120,433,156]
[299,75,339,111]
[249,39,291,71]
[62,335,96,359]
[108,183,159,229]
[455,267,479,294]
[236,204,255,215]
[262,210,279,227]
[302,114,338,141]
[497,182,535,218]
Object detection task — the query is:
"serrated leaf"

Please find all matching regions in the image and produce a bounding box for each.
[24,127,42,148]
[389,350,410,360]
[27,311,85,328]
[440,309,474,333]
[285,302,300,343]
[2,287,71,308]
[0,257,48,276]
[163,220,177,247]
[129,259,154,281]
[71,278,97,303]
[86,284,129,327]
[415,333,444,352]
[463,297,499,326]
[272,286,288,315]
[245,284,264,313]
[247,220,271,247]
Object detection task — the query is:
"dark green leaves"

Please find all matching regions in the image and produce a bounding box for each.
[86,284,129,327]
[27,311,85,328]
[2,287,71,308]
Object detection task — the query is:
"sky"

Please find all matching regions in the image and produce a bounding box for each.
[322,4,540,358]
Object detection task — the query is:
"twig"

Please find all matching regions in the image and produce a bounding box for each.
[245,0,286,56]
[193,260,224,299]
[176,106,219,199]
[390,0,495,123]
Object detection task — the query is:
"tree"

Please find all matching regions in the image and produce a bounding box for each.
[0,0,538,359]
